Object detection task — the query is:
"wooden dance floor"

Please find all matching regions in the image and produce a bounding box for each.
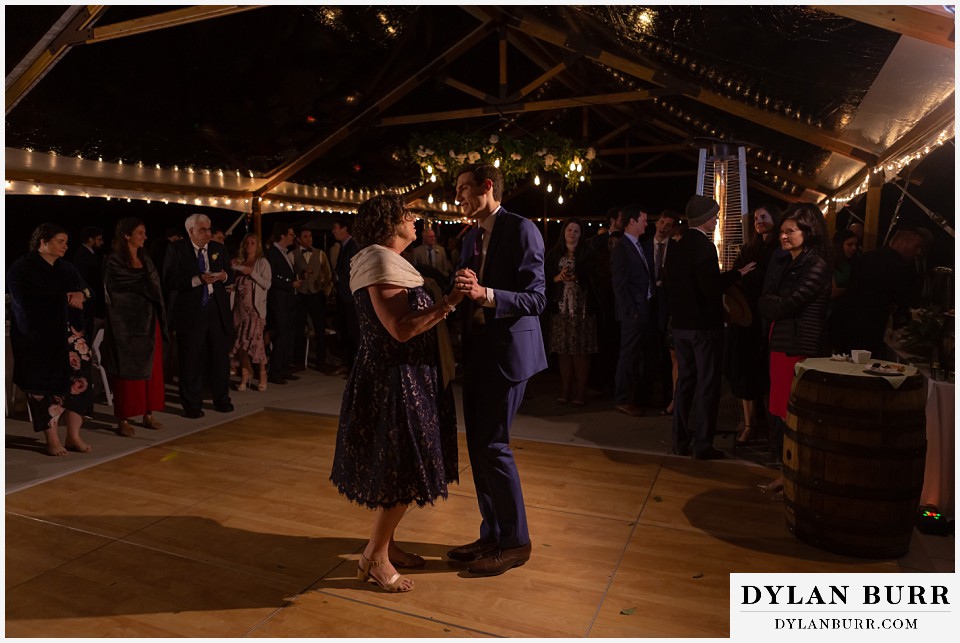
[3,409,931,637]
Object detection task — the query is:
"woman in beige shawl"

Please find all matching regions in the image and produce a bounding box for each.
[330,194,464,593]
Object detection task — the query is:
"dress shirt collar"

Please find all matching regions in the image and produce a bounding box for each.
[623,231,641,247]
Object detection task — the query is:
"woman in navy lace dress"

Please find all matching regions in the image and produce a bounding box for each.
[330,194,463,593]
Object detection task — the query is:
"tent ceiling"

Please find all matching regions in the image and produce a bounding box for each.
[4,5,955,213]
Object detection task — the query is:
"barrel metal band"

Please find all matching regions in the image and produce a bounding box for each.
[782,467,924,500]
[787,398,924,430]
[783,425,927,460]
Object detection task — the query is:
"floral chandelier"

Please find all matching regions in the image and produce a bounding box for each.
[408,131,596,201]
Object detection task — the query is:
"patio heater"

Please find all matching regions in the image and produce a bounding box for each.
[696,144,748,270]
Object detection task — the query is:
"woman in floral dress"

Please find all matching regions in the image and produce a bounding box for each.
[7,223,94,456]
[330,194,464,593]
[230,233,271,390]
[545,217,598,406]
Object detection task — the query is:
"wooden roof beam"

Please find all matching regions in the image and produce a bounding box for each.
[817,5,955,50]
[82,6,268,45]
[598,144,690,156]
[5,6,107,114]
[505,10,881,165]
[378,87,676,127]
[256,19,496,194]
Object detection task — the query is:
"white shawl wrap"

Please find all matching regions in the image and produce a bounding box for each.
[349,244,423,293]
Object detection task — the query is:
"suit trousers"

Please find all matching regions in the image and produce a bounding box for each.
[267,294,297,379]
[294,292,326,369]
[176,303,230,412]
[461,340,530,549]
[671,328,723,456]
[614,317,648,406]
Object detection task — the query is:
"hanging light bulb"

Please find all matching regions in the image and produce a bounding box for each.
[547,183,553,193]
[576,163,582,172]
[441,202,448,211]
[426,164,433,174]
[569,161,576,171]
[534,175,541,186]
[430,174,437,183]
[580,175,585,182]
[494,158,500,168]
[557,195,564,205]
[428,194,434,204]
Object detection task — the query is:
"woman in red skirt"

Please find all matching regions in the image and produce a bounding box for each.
[102,217,168,437]
[757,203,832,494]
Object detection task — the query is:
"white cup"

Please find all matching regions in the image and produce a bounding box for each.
[851,350,872,364]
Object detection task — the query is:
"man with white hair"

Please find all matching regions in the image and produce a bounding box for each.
[163,213,234,418]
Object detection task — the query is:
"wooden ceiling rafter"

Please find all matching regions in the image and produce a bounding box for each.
[5,5,107,114]
[75,5,267,46]
[376,87,677,127]
[496,8,883,165]
[817,5,955,50]
[500,18,800,193]
[254,19,497,195]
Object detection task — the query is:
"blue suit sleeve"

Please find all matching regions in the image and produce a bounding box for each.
[492,218,547,318]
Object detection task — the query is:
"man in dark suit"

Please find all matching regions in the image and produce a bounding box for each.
[266,223,302,384]
[332,218,359,374]
[69,226,105,320]
[610,204,653,417]
[664,196,754,459]
[447,164,547,576]
[644,210,680,409]
[163,213,234,418]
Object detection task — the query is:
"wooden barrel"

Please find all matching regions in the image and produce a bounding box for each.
[783,368,927,559]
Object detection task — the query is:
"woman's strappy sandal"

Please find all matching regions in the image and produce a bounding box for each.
[357,554,413,593]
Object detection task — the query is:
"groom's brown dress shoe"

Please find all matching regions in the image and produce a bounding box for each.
[447,539,498,562]
[466,543,531,576]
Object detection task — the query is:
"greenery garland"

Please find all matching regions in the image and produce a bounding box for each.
[408,131,596,193]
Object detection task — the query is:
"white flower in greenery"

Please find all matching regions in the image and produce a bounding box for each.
[510,153,522,160]
[467,151,481,163]
[544,153,556,168]
[489,134,499,144]
[586,147,596,160]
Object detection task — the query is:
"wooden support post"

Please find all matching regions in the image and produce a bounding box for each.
[252,197,263,241]
[864,171,884,251]
[825,199,837,238]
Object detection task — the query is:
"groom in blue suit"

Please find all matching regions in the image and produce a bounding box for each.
[447,164,547,576]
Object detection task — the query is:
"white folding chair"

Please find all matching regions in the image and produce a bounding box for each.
[91,328,113,406]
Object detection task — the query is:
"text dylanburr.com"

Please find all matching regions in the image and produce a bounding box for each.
[731,573,957,640]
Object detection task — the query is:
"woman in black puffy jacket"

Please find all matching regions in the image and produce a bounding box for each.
[757,203,831,492]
